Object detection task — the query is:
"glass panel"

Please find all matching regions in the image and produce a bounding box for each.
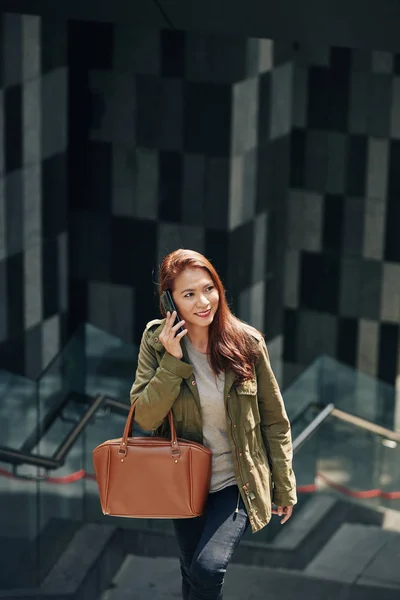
[0,369,37,451]
[319,356,396,429]
[85,323,139,401]
[293,414,395,512]
[379,438,400,513]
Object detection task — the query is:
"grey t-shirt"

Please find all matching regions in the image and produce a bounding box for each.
[184,338,237,493]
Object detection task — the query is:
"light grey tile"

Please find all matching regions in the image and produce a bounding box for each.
[42,68,68,159]
[371,51,393,74]
[157,223,204,265]
[89,282,135,344]
[342,196,364,257]
[297,310,337,363]
[135,149,158,220]
[0,178,5,261]
[270,62,292,141]
[258,39,273,73]
[252,211,267,282]
[326,133,347,195]
[3,13,22,87]
[366,74,392,137]
[23,164,41,249]
[114,26,160,75]
[366,137,389,199]
[231,77,259,155]
[0,260,7,342]
[112,144,135,217]
[42,315,60,370]
[23,78,41,166]
[390,77,400,139]
[305,130,329,192]
[182,154,205,225]
[249,280,265,333]
[5,170,23,256]
[381,263,400,323]
[292,65,308,128]
[242,149,257,222]
[24,243,42,329]
[303,192,323,252]
[357,319,379,377]
[340,258,361,318]
[24,324,42,380]
[284,249,300,309]
[22,15,40,82]
[0,91,4,175]
[58,232,68,312]
[363,197,386,260]
[228,155,244,230]
[348,72,368,134]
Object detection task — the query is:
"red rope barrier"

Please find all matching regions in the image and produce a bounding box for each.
[0,467,399,499]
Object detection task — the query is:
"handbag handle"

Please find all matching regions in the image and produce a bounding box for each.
[118,400,180,460]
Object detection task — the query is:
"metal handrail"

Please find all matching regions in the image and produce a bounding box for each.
[292,403,336,452]
[331,408,400,442]
[0,394,106,473]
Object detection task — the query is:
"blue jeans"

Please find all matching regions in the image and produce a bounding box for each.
[173,485,250,600]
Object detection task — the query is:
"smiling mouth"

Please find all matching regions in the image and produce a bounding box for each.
[196,309,211,317]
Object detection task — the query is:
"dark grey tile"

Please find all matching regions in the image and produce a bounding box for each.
[41,17,67,73]
[4,84,22,173]
[228,221,255,292]
[360,259,382,320]
[203,157,229,229]
[326,132,347,195]
[181,154,205,226]
[342,196,365,257]
[305,130,329,193]
[183,82,231,156]
[366,74,392,137]
[136,76,183,151]
[6,252,24,338]
[185,33,247,83]
[42,237,59,320]
[24,323,42,379]
[3,13,22,87]
[0,259,7,342]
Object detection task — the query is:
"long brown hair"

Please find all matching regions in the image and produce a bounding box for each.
[159,249,261,383]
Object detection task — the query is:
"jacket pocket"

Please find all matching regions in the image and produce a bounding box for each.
[236,379,260,433]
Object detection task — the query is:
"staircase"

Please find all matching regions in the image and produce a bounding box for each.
[1,494,400,600]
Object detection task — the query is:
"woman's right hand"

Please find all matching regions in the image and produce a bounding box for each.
[159,311,187,360]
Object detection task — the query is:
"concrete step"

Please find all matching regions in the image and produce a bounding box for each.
[234,493,383,568]
[100,554,400,600]
[305,523,400,588]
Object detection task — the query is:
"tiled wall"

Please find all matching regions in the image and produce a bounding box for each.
[0,14,69,377]
[284,45,400,385]
[1,16,400,391]
[68,24,292,379]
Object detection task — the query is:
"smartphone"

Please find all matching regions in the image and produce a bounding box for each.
[160,290,185,334]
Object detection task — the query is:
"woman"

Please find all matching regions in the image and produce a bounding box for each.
[130,249,297,600]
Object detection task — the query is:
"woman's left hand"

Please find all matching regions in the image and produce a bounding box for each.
[274,505,293,524]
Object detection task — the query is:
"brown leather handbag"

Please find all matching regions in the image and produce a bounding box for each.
[92,400,212,519]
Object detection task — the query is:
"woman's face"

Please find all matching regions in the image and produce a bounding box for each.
[171,267,219,329]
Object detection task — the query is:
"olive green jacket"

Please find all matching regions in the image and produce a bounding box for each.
[130,319,297,533]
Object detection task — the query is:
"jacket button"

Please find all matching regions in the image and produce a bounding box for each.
[154,337,159,342]
[191,380,196,386]
[227,394,230,398]
[239,452,243,456]
[233,424,237,428]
